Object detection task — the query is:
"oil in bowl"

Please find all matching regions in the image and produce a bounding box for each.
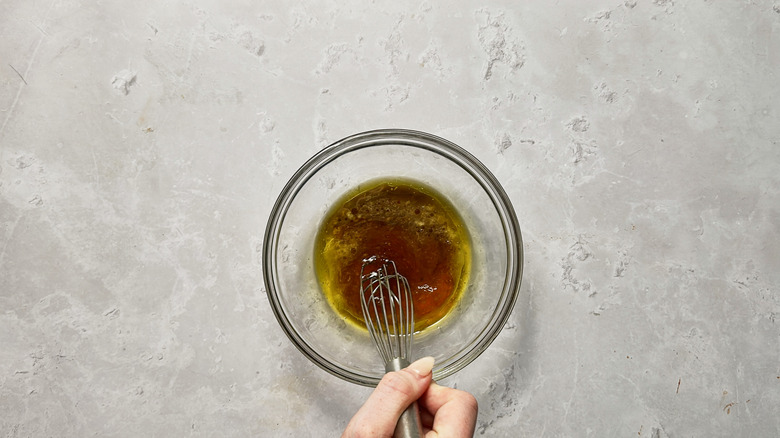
[314,178,471,332]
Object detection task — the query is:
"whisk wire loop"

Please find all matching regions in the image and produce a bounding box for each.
[360,260,414,365]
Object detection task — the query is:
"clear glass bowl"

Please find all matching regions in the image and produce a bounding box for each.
[263,129,523,386]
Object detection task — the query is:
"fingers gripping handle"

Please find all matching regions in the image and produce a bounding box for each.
[386,358,424,438]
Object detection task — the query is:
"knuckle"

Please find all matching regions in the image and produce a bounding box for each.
[456,390,479,414]
[379,371,416,400]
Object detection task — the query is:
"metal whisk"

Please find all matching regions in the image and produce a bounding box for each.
[360,259,423,438]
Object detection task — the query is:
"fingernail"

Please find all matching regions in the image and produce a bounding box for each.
[408,356,435,377]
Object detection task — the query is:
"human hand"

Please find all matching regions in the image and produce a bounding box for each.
[342,357,478,438]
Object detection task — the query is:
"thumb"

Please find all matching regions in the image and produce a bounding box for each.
[343,357,435,437]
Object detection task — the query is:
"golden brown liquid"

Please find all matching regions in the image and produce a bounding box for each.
[314,179,471,332]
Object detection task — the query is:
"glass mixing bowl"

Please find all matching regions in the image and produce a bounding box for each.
[263,129,523,386]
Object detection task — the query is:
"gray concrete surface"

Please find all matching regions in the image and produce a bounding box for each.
[1,1,778,436]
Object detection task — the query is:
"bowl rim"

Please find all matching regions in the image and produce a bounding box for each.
[263,128,523,386]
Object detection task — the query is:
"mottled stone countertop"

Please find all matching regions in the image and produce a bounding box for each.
[1,1,778,436]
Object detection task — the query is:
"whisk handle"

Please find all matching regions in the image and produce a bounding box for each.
[386,358,424,438]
